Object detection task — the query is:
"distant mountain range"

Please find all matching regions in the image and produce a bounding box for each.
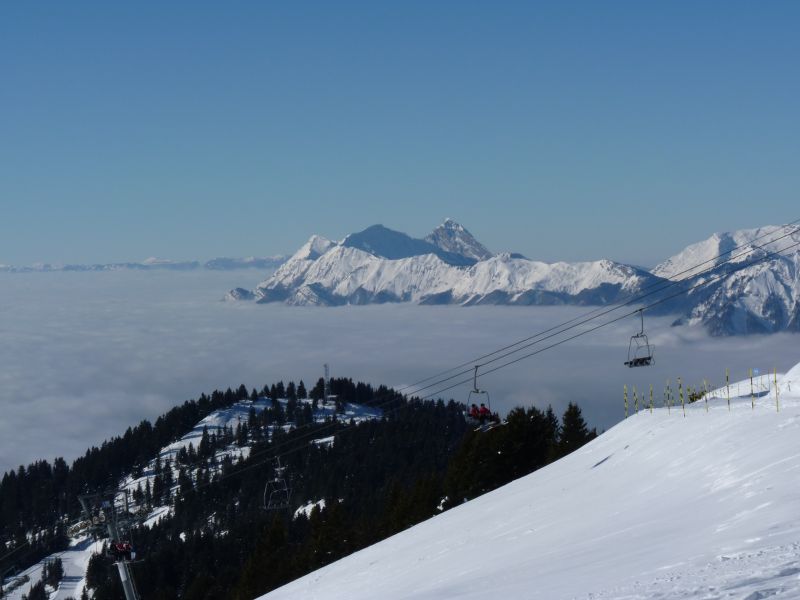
[0,255,286,273]
[228,219,800,336]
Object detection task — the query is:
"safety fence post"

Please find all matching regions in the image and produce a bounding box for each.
[624,385,628,418]
[775,367,780,412]
[726,368,730,412]
[666,380,671,415]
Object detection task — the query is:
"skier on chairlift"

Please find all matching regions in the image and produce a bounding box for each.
[478,403,491,424]
[109,540,135,561]
[469,403,480,420]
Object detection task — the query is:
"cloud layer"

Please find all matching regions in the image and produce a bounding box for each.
[1,270,797,473]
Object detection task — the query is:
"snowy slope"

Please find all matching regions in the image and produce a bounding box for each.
[656,225,800,335]
[653,225,790,278]
[675,251,800,335]
[3,536,103,600]
[120,397,382,524]
[261,362,800,600]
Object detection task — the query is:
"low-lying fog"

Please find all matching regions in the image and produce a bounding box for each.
[1,270,796,472]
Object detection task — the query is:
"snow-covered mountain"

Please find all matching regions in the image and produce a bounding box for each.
[229,221,800,336]
[342,224,476,266]
[655,225,800,335]
[237,221,659,307]
[424,218,493,262]
[262,363,800,600]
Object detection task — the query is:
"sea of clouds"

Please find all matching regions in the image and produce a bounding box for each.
[0,269,797,473]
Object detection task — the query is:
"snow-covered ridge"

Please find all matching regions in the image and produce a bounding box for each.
[262,361,800,600]
[238,220,658,307]
[653,225,791,279]
[120,397,382,526]
[657,225,800,334]
[230,221,800,335]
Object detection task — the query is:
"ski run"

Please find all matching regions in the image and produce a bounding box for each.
[262,361,800,600]
[3,536,103,600]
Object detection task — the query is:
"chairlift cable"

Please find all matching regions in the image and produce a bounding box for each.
[396,220,800,395]
[186,236,800,497]
[401,224,800,397]
[418,237,800,400]
[125,227,800,507]
[119,222,800,497]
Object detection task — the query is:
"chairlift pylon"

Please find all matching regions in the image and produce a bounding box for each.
[624,309,654,368]
[263,457,291,511]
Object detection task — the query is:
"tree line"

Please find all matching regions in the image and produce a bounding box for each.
[1,376,597,600]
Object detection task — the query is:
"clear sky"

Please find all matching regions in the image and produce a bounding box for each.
[2,1,798,267]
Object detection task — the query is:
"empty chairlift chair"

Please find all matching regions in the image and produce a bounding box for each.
[624,309,654,368]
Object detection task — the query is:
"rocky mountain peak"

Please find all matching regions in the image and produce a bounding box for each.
[425,219,493,262]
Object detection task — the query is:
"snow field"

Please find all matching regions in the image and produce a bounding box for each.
[261,363,800,599]
[3,536,103,600]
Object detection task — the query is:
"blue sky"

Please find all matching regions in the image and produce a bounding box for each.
[2,1,798,266]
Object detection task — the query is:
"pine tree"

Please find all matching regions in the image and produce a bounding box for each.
[558,402,595,457]
[199,426,211,459]
[178,467,193,493]
[309,378,325,401]
[44,557,63,587]
[22,579,47,600]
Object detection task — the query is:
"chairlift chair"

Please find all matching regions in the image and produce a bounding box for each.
[624,310,654,368]
[466,366,493,424]
[263,457,291,511]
